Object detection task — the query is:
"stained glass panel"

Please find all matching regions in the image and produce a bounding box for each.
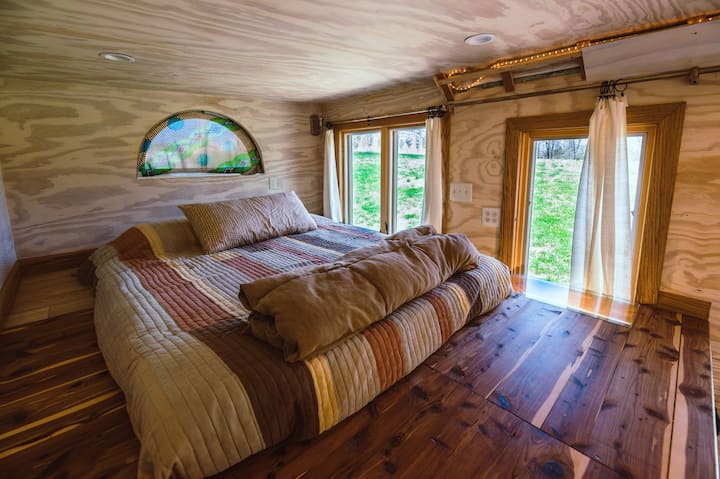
[137,111,263,177]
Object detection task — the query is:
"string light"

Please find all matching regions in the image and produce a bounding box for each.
[452,77,485,91]
[489,43,583,70]
[445,67,486,91]
[447,14,716,92]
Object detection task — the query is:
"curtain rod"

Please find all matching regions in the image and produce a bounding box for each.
[326,65,719,123]
[326,105,444,128]
[449,65,720,108]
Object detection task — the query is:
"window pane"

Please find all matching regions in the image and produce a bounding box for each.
[393,127,426,232]
[349,131,381,231]
[527,134,645,286]
[139,111,262,177]
[627,134,645,217]
[527,138,587,285]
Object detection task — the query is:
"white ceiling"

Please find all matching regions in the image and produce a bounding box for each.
[1,0,718,102]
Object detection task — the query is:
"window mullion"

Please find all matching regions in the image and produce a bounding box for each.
[380,127,390,234]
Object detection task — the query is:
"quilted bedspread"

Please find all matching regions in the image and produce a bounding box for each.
[91,216,512,479]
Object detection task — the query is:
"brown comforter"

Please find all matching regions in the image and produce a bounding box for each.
[241,227,481,361]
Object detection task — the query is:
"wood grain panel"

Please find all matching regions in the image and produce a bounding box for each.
[578,307,681,478]
[0,78,323,257]
[668,315,716,479]
[541,320,628,444]
[427,298,563,396]
[488,309,600,425]
[5,1,712,102]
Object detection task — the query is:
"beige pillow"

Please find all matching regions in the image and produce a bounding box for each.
[178,191,317,253]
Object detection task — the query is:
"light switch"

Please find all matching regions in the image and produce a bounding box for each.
[268,176,281,190]
[449,182,472,202]
[482,207,501,227]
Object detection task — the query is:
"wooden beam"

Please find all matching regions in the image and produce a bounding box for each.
[438,12,720,90]
[433,74,455,103]
[501,72,515,92]
[450,65,720,108]
[578,56,587,81]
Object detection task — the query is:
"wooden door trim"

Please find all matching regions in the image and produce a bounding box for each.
[500,102,686,304]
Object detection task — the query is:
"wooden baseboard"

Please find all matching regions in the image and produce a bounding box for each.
[19,248,96,276]
[654,290,711,320]
[0,262,21,328]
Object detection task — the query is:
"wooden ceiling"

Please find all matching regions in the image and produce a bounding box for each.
[0,0,717,102]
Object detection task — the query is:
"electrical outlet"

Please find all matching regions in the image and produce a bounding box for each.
[449,182,472,202]
[482,207,501,227]
[268,176,281,190]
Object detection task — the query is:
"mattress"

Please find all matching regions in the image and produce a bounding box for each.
[91,216,512,478]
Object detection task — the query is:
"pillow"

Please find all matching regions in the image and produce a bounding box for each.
[178,191,317,253]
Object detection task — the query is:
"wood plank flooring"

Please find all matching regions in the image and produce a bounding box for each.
[0,268,716,478]
[3,267,94,329]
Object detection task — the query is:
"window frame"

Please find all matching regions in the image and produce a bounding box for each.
[137,110,264,178]
[333,113,427,233]
[499,103,685,304]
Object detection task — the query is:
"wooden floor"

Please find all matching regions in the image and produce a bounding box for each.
[0,268,716,479]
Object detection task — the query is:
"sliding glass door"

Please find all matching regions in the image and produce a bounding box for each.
[522,130,649,313]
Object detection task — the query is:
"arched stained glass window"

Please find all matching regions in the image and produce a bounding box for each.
[137,111,264,177]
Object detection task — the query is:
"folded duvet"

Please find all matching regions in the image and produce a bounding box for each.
[240,227,481,361]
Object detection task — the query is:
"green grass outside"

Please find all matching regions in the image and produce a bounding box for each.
[527,158,583,284]
[351,152,425,232]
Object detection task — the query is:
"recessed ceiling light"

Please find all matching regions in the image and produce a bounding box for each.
[464,33,496,46]
[99,52,136,63]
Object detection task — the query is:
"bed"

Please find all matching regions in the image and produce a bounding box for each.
[90,194,512,479]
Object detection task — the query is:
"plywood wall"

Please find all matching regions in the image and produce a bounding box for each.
[0,166,17,285]
[322,71,720,382]
[0,78,323,258]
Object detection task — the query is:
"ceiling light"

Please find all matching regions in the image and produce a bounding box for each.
[464,33,495,46]
[99,52,136,63]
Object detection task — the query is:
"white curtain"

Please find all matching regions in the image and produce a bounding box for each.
[570,95,632,301]
[323,128,342,222]
[422,116,443,231]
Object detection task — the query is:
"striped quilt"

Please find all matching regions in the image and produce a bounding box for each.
[91,216,512,479]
